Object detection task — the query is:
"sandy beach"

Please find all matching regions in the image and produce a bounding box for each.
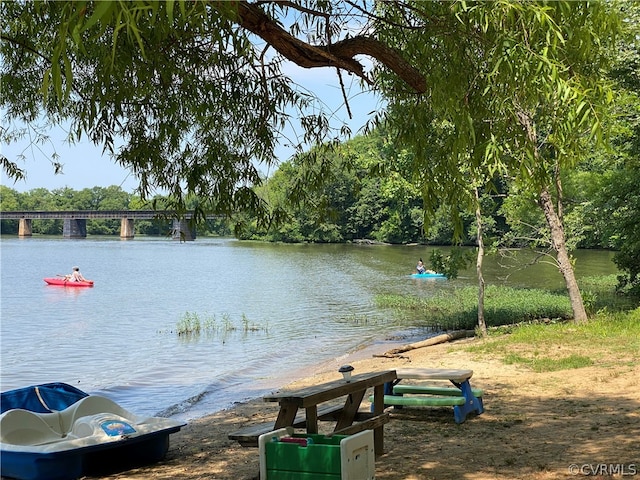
[94,334,639,480]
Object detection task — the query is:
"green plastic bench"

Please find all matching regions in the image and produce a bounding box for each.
[372,378,485,423]
[370,394,466,407]
[393,385,484,398]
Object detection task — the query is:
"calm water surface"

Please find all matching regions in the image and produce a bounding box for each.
[0,236,617,421]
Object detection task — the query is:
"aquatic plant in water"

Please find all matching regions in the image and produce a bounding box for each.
[175,311,268,338]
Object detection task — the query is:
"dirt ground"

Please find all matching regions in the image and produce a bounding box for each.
[93,336,639,480]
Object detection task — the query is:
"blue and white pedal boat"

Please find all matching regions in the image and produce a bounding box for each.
[1,383,185,480]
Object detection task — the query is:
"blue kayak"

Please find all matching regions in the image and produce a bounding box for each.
[411,272,446,279]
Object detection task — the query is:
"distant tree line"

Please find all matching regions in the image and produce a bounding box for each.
[237,129,632,247]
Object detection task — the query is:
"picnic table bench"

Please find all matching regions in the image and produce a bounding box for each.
[229,370,396,456]
[229,403,345,447]
[370,368,484,424]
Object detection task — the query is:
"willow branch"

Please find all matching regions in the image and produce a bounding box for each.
[230,1,427,93]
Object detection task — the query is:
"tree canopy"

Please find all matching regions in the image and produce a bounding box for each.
[1,0,425,221]
[2,2,623,215]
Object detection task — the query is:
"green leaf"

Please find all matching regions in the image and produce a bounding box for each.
[41,67,52,99]
[82,0,113,31]
[166,0,175,23]
[51,60,62,103]
[63,55,73,97]
[489,56,503,77]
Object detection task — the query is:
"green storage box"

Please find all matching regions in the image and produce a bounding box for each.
[258,427,375,480]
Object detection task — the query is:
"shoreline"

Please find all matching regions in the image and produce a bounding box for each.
[95,334,640,480]
[169,327,433,423]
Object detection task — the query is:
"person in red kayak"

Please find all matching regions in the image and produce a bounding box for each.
[65,266,87,282]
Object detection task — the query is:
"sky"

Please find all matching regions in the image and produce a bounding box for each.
[1,64,382,195]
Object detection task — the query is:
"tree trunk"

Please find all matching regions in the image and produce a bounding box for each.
[539,187,588,323]
[474,187,487,336]
[516,107,588,324]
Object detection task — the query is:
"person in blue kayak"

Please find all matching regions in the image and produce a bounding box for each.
[66,266,87,282]
[416,258,436,275]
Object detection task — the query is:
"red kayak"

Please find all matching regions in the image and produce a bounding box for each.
[44,277,94,287]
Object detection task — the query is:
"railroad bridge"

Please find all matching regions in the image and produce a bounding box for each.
[0,210,209,240]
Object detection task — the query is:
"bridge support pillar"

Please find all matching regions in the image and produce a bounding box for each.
[18,219,32,237]
[120,218,135,239]
[172,219,195,241]
[63,219,87,238]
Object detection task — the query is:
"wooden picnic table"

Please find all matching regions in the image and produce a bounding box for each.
[262,370,397,456]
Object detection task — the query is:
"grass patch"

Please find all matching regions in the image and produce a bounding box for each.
[376,275,638,331]
[467,308,640,371]
[576,274,638,314]
[376,285,572,330]
[503,353,594,372]
[486,308,640,348]
[376,274,638,373]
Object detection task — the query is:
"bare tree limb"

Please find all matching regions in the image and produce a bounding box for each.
[231,1,427,93]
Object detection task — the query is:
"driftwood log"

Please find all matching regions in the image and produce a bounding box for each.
[374,330,476,358]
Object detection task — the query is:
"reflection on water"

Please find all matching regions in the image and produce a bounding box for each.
[0,236,617,420]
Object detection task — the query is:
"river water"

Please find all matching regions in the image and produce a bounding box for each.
[0,236,617,421]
